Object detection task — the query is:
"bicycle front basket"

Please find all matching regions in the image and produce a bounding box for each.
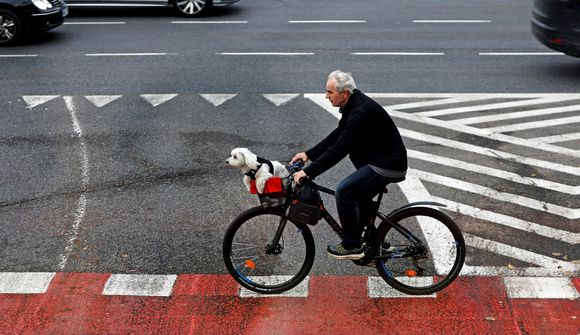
[249,177,289,208]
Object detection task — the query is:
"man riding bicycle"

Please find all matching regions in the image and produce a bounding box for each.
[291,70,408,260]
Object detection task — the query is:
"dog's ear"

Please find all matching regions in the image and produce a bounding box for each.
[239,148,258,169]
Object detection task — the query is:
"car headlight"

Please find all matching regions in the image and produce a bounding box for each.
[31,0,53,10]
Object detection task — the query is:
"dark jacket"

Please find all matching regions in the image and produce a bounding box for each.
[303,89,407,179]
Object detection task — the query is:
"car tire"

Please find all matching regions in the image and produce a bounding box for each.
[0,9,21,46]
[174,0,212,17]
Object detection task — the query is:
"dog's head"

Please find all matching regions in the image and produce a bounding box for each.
[226,148,258,170]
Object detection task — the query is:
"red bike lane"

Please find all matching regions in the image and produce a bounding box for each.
[0,273,578,334]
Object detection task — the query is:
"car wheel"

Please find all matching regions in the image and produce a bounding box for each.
[0,9,21,46]
[174,0,212,17]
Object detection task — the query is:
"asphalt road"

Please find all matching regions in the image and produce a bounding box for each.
[0,0,578,277]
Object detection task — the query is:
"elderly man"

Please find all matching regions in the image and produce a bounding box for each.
[291,70,408,259]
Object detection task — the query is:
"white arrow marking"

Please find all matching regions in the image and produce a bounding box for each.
[85,95,122,108]
[200,94,237,107]
[262,94,300,107]
[22,95,59,109]
[140,94,178,107]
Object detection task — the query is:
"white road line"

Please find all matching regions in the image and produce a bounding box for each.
[408,149,579,195]
[390,110,580,159]
[140,94,178,107]
[416,96,576,117]
[85,95,122,108]
[103,274,177,297]
[435,197,580,244]
[413,20,491,23]
[504,277,580,299]
[464,234,577,273]
[64,21,126,25]
[262,93,300,106]
[218,52,315,56]
[0,273,56,294]
[352,52,444,56]
[22,95,60,108]
[172,20,247,24]
[59,96,90,271]
[452,103,580,125]
[410,169,579,219]
[288,20,366,23]
[368,277,436,298]
[200,94,237,107]
[85,53,177,57]
[532,132,580,143]
[479,52,564,56]
[485,115,580,133]
[0,54,37,58]
[239,276,310,298]
[381,96,495,110]
[367,93,576,99]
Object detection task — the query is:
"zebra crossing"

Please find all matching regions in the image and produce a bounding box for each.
[10,92,580,278]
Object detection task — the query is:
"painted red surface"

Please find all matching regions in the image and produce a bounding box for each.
[0,274,578,334]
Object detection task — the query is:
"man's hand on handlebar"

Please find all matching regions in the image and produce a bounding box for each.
[293,170,308,185]
[290,152,308,164]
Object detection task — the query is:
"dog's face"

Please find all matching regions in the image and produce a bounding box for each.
[226,148,249,169]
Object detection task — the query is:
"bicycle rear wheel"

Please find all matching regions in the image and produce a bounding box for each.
[375,206,465,295]
[222,206,315,294]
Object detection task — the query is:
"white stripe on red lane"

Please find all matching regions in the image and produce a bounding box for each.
[0,273,578,334]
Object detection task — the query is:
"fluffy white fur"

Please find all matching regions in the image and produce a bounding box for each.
[226,147,289,194]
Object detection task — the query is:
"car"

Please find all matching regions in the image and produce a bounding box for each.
[66,0,239,17]
[0,0,67,45]
[531,0,580,57]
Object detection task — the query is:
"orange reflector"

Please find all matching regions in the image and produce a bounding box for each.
[405,269,418,277]
[245,260,256,269]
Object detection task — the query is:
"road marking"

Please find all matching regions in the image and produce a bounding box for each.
[22,95,59,108]
[85,95,122,108]
[504,277,580,299]
[532,132,580,143]
[485,115,580,133]
[381,96,495,110]
[367,277,436,298]
[0,273,55,294]
[408,149,579,195]
[479,52,564,56]
[410,169,579,219]
[59,97,90,270]
[64,21,126,25]
[172,20,248,24]
[218,52,315,56]
[413,20,492,23]
[85,53,178,57]
[239,276,310,297]
[103,274,177,297]
[200,94,237,107]
[452,103,580,125]
[262,93,300,106]
[288,20,366,23]
[352,52,444,56]
[0,54,37,58]
[140,94,178,107]
[436,197,580,244]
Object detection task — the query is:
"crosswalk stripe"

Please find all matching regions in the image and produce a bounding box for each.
[485,115,580,133]
[410,169,579,219]
[504,277,580,299]
[381,96,495,110]
[103,274,177,297]
[238,276,310,297]
[367,277,436,298]
[435,197,579,244]
[0,272,56,294]
[415,96,577,117]
[532,132,580,144]
[451,103,580,125]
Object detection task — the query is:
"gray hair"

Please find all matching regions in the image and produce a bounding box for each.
[328,70,357,93]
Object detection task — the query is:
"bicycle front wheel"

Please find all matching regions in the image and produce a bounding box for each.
[375,206,465,295]
[222,206,315,294]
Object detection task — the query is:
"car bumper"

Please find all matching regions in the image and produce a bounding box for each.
[213,0,239,6]
[531,19,580,57]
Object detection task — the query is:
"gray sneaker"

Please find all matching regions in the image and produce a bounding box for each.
[327,242,365,260]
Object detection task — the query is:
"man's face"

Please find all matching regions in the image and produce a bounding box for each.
[326,78,350,108]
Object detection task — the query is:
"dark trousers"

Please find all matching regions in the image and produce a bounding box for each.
[335,165,393,247]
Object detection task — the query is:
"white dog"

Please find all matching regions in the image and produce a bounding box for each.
[226,148,289,194]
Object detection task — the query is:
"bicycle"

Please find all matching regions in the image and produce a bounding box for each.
[222,162,466,295]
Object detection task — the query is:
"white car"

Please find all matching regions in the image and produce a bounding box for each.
[67,0,239,17]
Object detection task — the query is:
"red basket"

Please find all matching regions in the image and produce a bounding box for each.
[249,177,285,194]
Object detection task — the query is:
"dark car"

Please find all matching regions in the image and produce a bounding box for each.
[66,0,239,18]
[532,0,580,57]
[0,0,67,45]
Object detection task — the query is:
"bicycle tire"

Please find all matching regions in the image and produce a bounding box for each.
[222,206,316,294]
[374,206,465,295]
